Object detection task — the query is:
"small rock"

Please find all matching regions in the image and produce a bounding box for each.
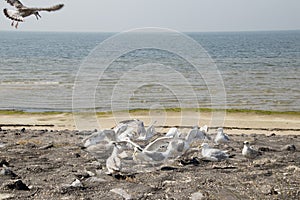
[267,133,276,137]
[86,177,106,183]
[0,193,14,200]
[20,128,26,133]
[110,188,132,200]
[281,144,296,151]
[39,143,54,150]
[285,165,300,172]
[258,147,275,152]
[191,192,204,200]
[5,180,30,191]
[0,160,9,167]
[253,158,274,165]
[70,179,83,188]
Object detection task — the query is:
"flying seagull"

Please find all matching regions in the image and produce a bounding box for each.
[3,0,64,28]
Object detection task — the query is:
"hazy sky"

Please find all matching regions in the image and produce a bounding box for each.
[0,0,300,32]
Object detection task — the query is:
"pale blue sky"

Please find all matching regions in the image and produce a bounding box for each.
[0,0,300,32]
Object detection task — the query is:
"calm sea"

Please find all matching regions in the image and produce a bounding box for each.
[0,30,299,112]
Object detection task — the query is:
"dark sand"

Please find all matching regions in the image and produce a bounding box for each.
[0,128,299,199]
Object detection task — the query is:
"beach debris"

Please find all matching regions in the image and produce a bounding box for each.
[261,185,279,195]
[280,144,296,151]
[3,0,64,29]
[0,164,18,178]
[214,127,230,145]
[38,142,54,150]
[110,188,132,200]
[200,143,229,161]
[258,146,277,152]
[242,141,262,159]
[4,179,30,190]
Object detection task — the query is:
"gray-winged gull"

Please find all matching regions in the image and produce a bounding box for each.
[3,0,64,28]
[106,142,124,175]
[214,128,230,145]
[242,141,261,159]
[201,143,229,161]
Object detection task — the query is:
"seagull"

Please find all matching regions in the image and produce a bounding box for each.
[242,141,261,159]
[165,127,181,138]
[188,125,211,141]
[106,142,123,175]
[201,143,229,161]
[114,119,156,141]
[3,0,64,28]
[82,130,116,148]
[121,137,178,163]
[214,128,230,145]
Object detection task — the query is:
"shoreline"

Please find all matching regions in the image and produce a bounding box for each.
[1,108,300,116]
[0,108,299,135]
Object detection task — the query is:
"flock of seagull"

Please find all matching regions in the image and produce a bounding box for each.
[82,119,262,175]
[2,0,64,28]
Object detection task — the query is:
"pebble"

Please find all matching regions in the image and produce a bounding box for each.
[110,188,132,200]
[0,160,9,167]
[70,179,83,188]
[281,144,296,151]
[191,192,204,200]
[5,180,30,191]
[86,177,106,183]
[0,193,14,200]
[39,143,54,150]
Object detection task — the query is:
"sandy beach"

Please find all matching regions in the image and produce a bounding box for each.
[1,110,299,135]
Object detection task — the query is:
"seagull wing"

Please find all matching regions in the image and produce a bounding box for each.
[25,4,64,12]
[5,0,24,9]
[3,9,24,22]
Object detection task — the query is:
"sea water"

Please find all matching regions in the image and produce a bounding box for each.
[0,30,299,112]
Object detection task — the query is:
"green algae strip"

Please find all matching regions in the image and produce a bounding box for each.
[1,108,300,116]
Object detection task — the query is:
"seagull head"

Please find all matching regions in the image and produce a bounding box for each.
[217,127,223,133]
[243,141,250,147]
[200,143,210,149]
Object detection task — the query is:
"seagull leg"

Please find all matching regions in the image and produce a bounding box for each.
[15,22,19,29]
[11,21,14,27]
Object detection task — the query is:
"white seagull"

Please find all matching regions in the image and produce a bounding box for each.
[3,0,64,28]
[242,141,261,159]
[106,142,124,175]
[214,128,230,145]
[201,143,229,161]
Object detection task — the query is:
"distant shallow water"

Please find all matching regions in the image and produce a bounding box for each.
[0,30,299,112]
